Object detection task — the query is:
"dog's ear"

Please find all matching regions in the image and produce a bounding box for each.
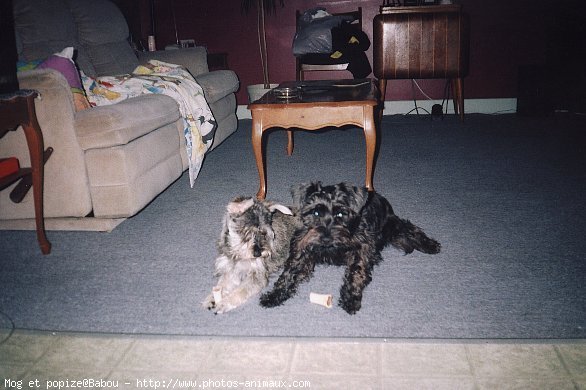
[268,203,293,215]
[341,183,368,212]
[291,181,321,207]
[226,196,255,214]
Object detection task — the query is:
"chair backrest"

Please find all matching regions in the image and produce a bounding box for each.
[295,8,362,33]
[294,7,363,81]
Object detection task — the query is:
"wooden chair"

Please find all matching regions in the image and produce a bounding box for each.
[295,7,362,81]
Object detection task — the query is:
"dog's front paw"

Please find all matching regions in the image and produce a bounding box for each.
[259,290,288,308]
[202,294,216,310]
[338,294,362,315]
[213,301,237,314]
[421,238,441,254]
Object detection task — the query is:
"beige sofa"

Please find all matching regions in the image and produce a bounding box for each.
[0,0,240,231]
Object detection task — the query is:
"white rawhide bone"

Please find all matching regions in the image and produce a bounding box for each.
[309,292,333,308]
[212,286,223,304]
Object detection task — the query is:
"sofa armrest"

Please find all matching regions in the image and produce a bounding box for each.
[17,69,76,114]
[75,94,181,151]
[0,68,94,219]
[195,70,240,105]
[137,47,209,77]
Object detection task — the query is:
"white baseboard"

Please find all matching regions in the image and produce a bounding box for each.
[236,98,517,119]
[380,98,517,116]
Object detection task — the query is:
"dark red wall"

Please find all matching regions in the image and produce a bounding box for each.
[118,0,566,106]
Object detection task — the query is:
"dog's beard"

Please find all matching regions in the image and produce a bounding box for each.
[227,229,274,261]
[223,210,276,260]
[215,253,267,278]
[299,226,352,247]
[295,225,358,266]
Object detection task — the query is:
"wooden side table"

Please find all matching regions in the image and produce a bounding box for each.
[248,79,379,200]
[0,90,52,254]
[373,5,469,120]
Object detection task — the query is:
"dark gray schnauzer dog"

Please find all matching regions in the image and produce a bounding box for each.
[203,196,297,314]
[259,182,441,314]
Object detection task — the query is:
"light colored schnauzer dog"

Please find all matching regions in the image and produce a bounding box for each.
[260,182,441,314]
[203,196,297,314]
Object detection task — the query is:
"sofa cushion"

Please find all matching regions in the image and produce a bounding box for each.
[75,94,181,150]
[138,48,209,77]
[13,0,96,76]
[195,70,240,105]
[85,123,184,218]
[65,0,139,77]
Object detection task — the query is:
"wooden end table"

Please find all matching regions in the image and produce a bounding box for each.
[0,90,52,255]
[248,79,379,200]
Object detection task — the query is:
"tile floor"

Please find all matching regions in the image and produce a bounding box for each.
[1,329,584,390]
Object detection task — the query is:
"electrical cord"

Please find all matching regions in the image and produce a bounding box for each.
[410,80,420,115]
[408,79,432,116]
[441,79,451,114]
[395,79,520,117]
[412,79,434,100]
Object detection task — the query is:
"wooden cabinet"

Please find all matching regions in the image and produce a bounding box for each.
[373,5,469,119]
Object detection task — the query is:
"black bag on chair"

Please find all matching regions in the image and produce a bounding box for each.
[293,7,371,79]
[299,21,372,79]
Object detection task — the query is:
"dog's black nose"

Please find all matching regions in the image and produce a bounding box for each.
[321,234,333,246]
[253,245,262,258]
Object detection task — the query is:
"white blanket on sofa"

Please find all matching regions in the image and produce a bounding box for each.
[81,60,216,188]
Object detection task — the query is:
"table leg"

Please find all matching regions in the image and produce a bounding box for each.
[363,105,376,192]
[451,78,465,121]
[251,116,267,200]
[23,96,51,254]
[286,130,294,156]
[457,77,465,121]
[377,78,387,124]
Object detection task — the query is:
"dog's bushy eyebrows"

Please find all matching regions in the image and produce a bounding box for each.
[235,206,270,229]
[292,181,368,212]
[333,183,368,211]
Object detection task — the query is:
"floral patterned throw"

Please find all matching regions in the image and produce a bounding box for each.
[81,60,217,188]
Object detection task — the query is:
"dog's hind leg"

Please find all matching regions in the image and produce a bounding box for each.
[259,253,315,308]
[214,283,265,314]
[385,216,441,254]
[202,267,241,311]
[339,247,378,314]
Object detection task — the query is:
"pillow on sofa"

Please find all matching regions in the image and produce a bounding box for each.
[37,47,91,111]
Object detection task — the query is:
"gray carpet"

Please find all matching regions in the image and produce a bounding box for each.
[1,114,585,339]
